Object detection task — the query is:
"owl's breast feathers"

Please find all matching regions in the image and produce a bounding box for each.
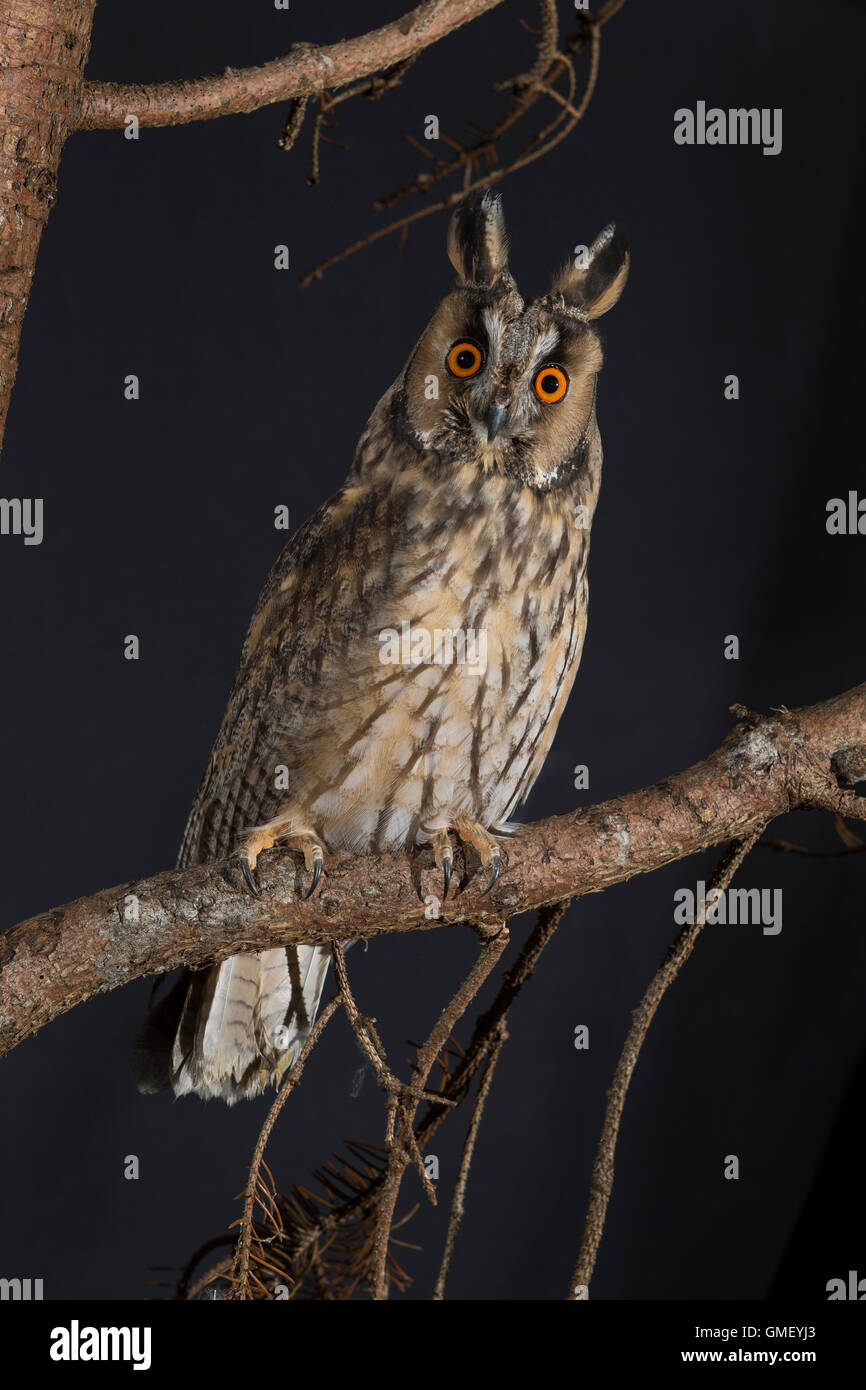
[181,411,599,867]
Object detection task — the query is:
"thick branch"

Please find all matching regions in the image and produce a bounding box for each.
[0,0,97,456]
[77,0,506,131]
[2,684,865,1057]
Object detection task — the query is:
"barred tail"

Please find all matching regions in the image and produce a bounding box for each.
[133,945,332,1104]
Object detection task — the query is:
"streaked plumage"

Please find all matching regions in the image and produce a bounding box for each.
[133,192,628,1103]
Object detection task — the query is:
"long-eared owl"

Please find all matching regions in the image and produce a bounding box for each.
[133,191,629,1103]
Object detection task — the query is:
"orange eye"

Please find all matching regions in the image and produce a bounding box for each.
[447,340,483,378]
[534,365,569,403]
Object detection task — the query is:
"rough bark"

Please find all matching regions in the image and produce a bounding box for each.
[0,0,96,456]
[2,684,864,1058]
[77,0,506,131]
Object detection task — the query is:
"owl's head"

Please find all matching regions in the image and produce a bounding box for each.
[395,190,628,492]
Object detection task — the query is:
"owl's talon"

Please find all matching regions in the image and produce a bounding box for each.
[303,855,323,900]
[293,837,325,900]
[451,818,504,898]
[481,852,501,897]
[240,856,262,899]
[431,829,455,900]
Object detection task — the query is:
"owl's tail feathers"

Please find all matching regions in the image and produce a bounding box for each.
[132,945,333,1105]
[131,973,190,1095]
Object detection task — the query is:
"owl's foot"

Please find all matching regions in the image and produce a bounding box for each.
[434,818,502,897]
[239,826,325,901]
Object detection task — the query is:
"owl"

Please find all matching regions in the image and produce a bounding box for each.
[133,191,628,1103]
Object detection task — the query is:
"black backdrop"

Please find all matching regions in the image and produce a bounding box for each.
[1,0,865,1302]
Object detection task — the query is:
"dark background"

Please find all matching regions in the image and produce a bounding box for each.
[1,0,865,1302]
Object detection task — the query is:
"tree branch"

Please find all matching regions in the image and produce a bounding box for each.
[76,0,507,131]
[0,0,506,459]
[369,925,510,1298]
[207,899,569,1300]
[567,829,765,1299]
[297,3,622,286]
[432,1012,509,1298]
[232,994,341,1300]
[0,0,97,457]
[2,683,865,1059]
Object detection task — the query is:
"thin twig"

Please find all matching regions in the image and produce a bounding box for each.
[369,925,511,1299]
[495,0,559,92]
[278,96,308,153]
[330,901,571,1290]
[333,939,438,1204]
[331,941,390,1084]
[184,1257,236,1301]
[568,829,766,1298]
[299,6,614,287]
[284,905,568,1297]
[233,994,340,1298]
[307,97,329,185]
[175,1233,236,1300]
[432,1018,508,1299]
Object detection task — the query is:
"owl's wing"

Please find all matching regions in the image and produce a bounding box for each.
[179,480,388,868]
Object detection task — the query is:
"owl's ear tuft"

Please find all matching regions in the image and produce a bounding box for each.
[447,189,509,286]
[552,225,629,319]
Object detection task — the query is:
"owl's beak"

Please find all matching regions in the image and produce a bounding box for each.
[484,397,510,441]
